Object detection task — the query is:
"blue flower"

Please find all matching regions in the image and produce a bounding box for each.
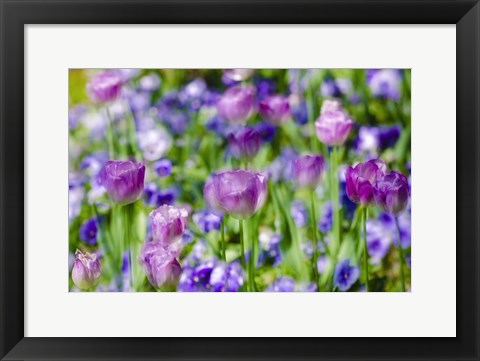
[266,147,298,182]
[366,69,402,100]
[265,276,296,292]
[209,261,245,292]
[317,201,333,233]
[143,182,159,207]
[290,98,308,125]
[258,229,282,266]
[177,259,244,292]
[366,218,394,263]
[291,200,308,227]
[253,121,276,142]
[79,218,99,245]
[334,259,360,291]
[192,209,223,233]
[153,159,172,177]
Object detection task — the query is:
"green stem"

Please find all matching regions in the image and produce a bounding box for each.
[362,207,369,292]
[248,220,256,292]
[220,217,226,263]
[330,147,341,256]
[395,217,407,292]
[105,107,115,159]
[310,191,320,291]
[239,219,247,291]
[123,204,134,291]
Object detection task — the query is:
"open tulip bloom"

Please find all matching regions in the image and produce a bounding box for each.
[69,68,411,292]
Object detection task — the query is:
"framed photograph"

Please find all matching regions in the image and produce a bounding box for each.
[1,0,478,360]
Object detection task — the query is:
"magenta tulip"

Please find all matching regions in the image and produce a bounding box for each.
[259,95,291,125]
[374,170,410,215]
[345,159,386,205]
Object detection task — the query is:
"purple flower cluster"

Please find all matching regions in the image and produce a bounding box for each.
[345,159,410,215]
[265,276,316,292]
[192,209,223,233]
[178,260,244,292]
[138,205,189,290]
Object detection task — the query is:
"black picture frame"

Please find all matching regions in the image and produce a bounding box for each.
[1,0,479,360]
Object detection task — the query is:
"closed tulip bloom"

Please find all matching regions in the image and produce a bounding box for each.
[100,160,145,206]
[345,159,386,205]
[223,69,255,82]
[204,170,268,219]
[259,95,291,125]
[315,100,354,146]
[217,85,255,123]
[292,154,326,189]
[227,126,261,161]
[373,171,410,215]
[72,249,101,290]
[138,242,182,290]
[86,70,123,103]
[150,205,188,254]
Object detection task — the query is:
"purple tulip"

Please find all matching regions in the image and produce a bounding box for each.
[315,100,354,146]
[345,159,386,205]
[100,160,145,206]
[292,154,326,189]
[227,126,261,161]
[72,249,101,290]
[150,205,188,255]
[204,170,268,219]
[223,69,254,83]
[138,242,182,290]
[259,95,291,125]
[333,259,360,292]
[373,171,410,215]
[86,70,123,103]
[217,85,255,123]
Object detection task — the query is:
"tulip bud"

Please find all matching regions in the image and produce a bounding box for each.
[373,170,410,215]
[86,70,123,103]
[150,205,188,255]
[259,95,291,125]
[217,85,255,123]
[72,250,101,290]
[138,242,182,290]
[227,126,261,161]
[100,160,145,206]
[204,170,268,219]
[315,100,354,146]
[345,159,386,205]
[292,154,326,189]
